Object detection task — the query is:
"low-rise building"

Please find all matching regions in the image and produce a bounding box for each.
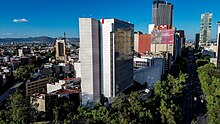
[31,88,80,113]
[47,78,81,94]
[26,77,50,96]
[133,53,167,88]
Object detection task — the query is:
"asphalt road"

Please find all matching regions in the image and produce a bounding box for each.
[182,50,208,124]
[0,82,23,105]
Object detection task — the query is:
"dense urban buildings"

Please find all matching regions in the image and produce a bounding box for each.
[200,13,212,46]
[2,0,220,123]
[152,0,173,27]
[79,18,101,106]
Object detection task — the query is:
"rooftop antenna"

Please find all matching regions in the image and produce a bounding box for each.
[64,32,66,39]
[64,32,67,43]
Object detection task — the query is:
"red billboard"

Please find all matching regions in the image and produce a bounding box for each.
[161,29,175,44]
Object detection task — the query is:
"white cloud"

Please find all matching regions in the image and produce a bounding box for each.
[1,33,30,38]
[2,33,15,36]
[13,18,29,23]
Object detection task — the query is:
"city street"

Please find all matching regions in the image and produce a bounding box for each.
[0,82,23,106]
[182,50,208,124]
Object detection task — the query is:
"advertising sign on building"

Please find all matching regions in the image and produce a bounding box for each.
[161,29,175,44]
[157,25,171,30]
[151,29,162,44]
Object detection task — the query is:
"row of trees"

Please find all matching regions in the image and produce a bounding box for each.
[196,55,210,67]
[198,64,220,124]
[0,73,186,124]
[0,91,35,124]
[153,72,186,124]
[62,72,186,124]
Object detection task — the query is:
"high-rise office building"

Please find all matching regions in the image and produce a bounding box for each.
[79,18,101,106]
[195,33,200,49]
[101,19,134,102]
[200,13,212,46]
[79,18,134,105]
[152,0,173,27]
[217,22,220,70]
[56,38,66,62]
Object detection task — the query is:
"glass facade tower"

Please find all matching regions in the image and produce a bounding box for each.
[101,19,134,103]
[200,13,212,46]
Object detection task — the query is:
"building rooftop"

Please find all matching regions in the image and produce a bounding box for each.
[153,0,172,5]
[31,88,81,98]
[55,88,81,95]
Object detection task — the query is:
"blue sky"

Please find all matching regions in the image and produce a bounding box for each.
[0,0,219,39]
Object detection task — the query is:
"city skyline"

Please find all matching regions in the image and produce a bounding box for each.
[0,0,219,39]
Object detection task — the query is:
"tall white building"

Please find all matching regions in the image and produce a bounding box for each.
[79,18,101,106]
[217,22,220,69]
[79,18,134,105]
[101,19,134,102]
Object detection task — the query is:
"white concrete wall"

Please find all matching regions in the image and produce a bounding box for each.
[79,18,100,106]
[148,24,155,34]
[210,58,217,67]
[101,19,114,98]
[74,62,81,78]
[134,33,139,52]
[47,82,64,94]
[151,43,174,55]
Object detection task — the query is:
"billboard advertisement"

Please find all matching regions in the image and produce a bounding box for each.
[161,29,175,44]
[151,29,162,44]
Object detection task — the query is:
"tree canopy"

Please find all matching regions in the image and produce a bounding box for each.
[14,64,35,81]
[198,63,220,124]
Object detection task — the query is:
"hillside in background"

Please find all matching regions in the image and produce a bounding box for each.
[0,36,79,43]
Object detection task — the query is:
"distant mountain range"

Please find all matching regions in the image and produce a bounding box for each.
[0,36,79,43]
[187,39,217,43]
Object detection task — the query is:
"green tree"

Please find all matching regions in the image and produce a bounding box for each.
[0,111,10,124]
[196,59,209,67]
[7,91,30,123]
[49,77,58,83]
[90,103,110,123]
[14,65,35,81]
[128,92,142,115]
[203,55,211,62]
[198,64,220,124]
[154,72,186,123]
